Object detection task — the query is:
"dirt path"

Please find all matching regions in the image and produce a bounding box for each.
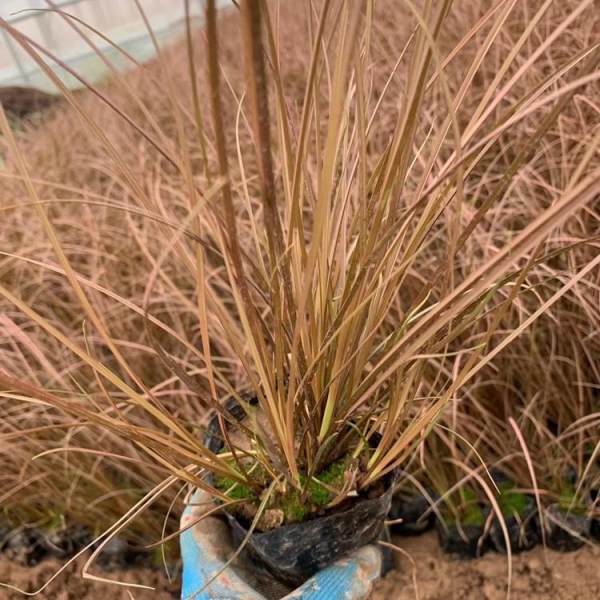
[372,531,600,600]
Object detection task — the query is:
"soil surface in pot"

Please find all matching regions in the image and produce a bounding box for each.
[372,531,600,600]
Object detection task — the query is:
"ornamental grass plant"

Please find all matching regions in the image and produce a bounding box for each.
[0,0,598,590]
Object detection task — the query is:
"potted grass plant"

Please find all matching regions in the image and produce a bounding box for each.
[388,479,437,536]
[414,431,493,558]
[489,477,538,554]
[542,483,590,551]
[495,396,598,552]
[1,0,600,593]
[541,467,594,552]
[433,398,542,555]
[425,316,600,557]
[437,486,490,558]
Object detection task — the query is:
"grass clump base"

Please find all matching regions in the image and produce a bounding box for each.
[215,457,349,530]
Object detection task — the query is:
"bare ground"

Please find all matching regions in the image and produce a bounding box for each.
[0,555,179,600]
[1,533,599,599]
[372,532,600,600]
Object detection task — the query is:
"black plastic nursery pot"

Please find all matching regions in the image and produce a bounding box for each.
[490,495,539,554]
[388,491,436,536]
[43,524,93,559]
[0,518,9,551]
[204,399,396,587]
[435,517,491,558]
[542,503,591,552]
[591,518,600,542]
[226,475,395,586]
[435,495,491,559]
[4,528,48,566]
[590,489,600,542]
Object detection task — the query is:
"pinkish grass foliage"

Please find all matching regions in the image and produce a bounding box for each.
[0,0,598,558]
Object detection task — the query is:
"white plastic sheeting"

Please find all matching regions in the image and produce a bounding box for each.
[0,0,228,91]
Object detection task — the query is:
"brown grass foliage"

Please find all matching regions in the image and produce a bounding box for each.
[0,0,598,548]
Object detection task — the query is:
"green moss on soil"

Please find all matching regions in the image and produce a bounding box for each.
[462,503,485,526]
[279,490,307,522]
[558,483,586,514]
[308,460,346,505]
[214,458,348,526]
[497,482,528,517]
[213,474,253,501]
[444,487,485,526]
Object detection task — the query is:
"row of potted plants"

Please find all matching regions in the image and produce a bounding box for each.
[391,476,599,559]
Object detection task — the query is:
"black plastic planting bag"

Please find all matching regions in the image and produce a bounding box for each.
[204,398,395,586]
[226,478,394,586]
[591,518,600,541]
[388,492,436,535]
[435,518,490,558]
[490,495,539,554]
[543,503,591,552]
